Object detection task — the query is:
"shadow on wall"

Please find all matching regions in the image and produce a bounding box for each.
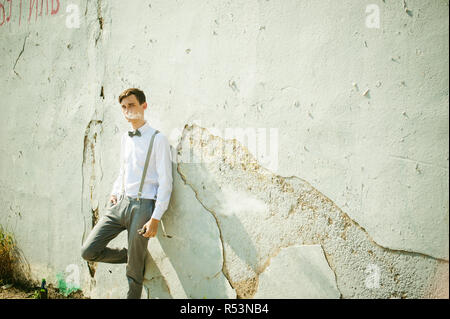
[142,156,253,298]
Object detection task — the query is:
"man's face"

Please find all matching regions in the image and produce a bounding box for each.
[120,94,147,122]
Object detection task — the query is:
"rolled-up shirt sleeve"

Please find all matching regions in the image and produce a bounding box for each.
[151,133,173,220]
[111,133,126,197]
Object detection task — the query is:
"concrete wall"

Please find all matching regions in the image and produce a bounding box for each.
[0,0,448,298]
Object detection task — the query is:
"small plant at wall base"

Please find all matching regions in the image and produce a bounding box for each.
[0,225,30,289]
[0,226,18,285]
[0,226,88,299]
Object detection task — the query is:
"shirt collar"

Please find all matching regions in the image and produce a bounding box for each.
[136,120,151,135]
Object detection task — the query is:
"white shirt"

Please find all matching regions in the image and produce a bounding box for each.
[110,120,173,221]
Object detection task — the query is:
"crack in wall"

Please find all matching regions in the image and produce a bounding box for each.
[254,241,344,298]
[286,178,448,262]
[13,33,29,78]
[175,162,235,296]
[145,275,172,299]
[176,123,449,299]
[95,0,104,46]
[81,120,103,278]
[402,0,413,16]
[321,248,343,299]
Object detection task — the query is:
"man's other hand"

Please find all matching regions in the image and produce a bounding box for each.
[142,218,159,238]
[110,195,118,205]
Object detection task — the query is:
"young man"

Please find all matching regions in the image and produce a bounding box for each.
[81,88,173,299]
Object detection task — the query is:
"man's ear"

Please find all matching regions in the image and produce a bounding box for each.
[142,102,148,110]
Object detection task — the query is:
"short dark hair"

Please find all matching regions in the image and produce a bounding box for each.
[118,88,146,104]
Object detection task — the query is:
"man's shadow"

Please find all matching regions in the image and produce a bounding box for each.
[143,159,259,299]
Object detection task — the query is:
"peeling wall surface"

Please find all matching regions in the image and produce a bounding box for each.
[0,0,448,299]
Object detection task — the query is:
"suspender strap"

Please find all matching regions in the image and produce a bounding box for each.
[137,129,159,201]
[120,154,126,200]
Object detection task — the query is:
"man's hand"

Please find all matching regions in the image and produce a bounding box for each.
[142,218,159,238]
[110,195,118,205]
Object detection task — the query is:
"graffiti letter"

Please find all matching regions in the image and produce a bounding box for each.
[19,0,22,26]
[29,0,39,22]
[6,0,12,22]
[39,0,49,16]
[51,0,59,15]
[0,3,5,26]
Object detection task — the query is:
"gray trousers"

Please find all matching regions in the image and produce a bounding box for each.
[81,196,155,299]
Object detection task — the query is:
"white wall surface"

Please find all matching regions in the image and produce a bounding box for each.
[0,0,448,298]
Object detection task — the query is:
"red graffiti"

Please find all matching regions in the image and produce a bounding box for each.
[40,0,47,16]
[6,0,11,22]
[0,0,60,27]
[28,0,38,22]
[0,3,4,26]
[51,0,58,15]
